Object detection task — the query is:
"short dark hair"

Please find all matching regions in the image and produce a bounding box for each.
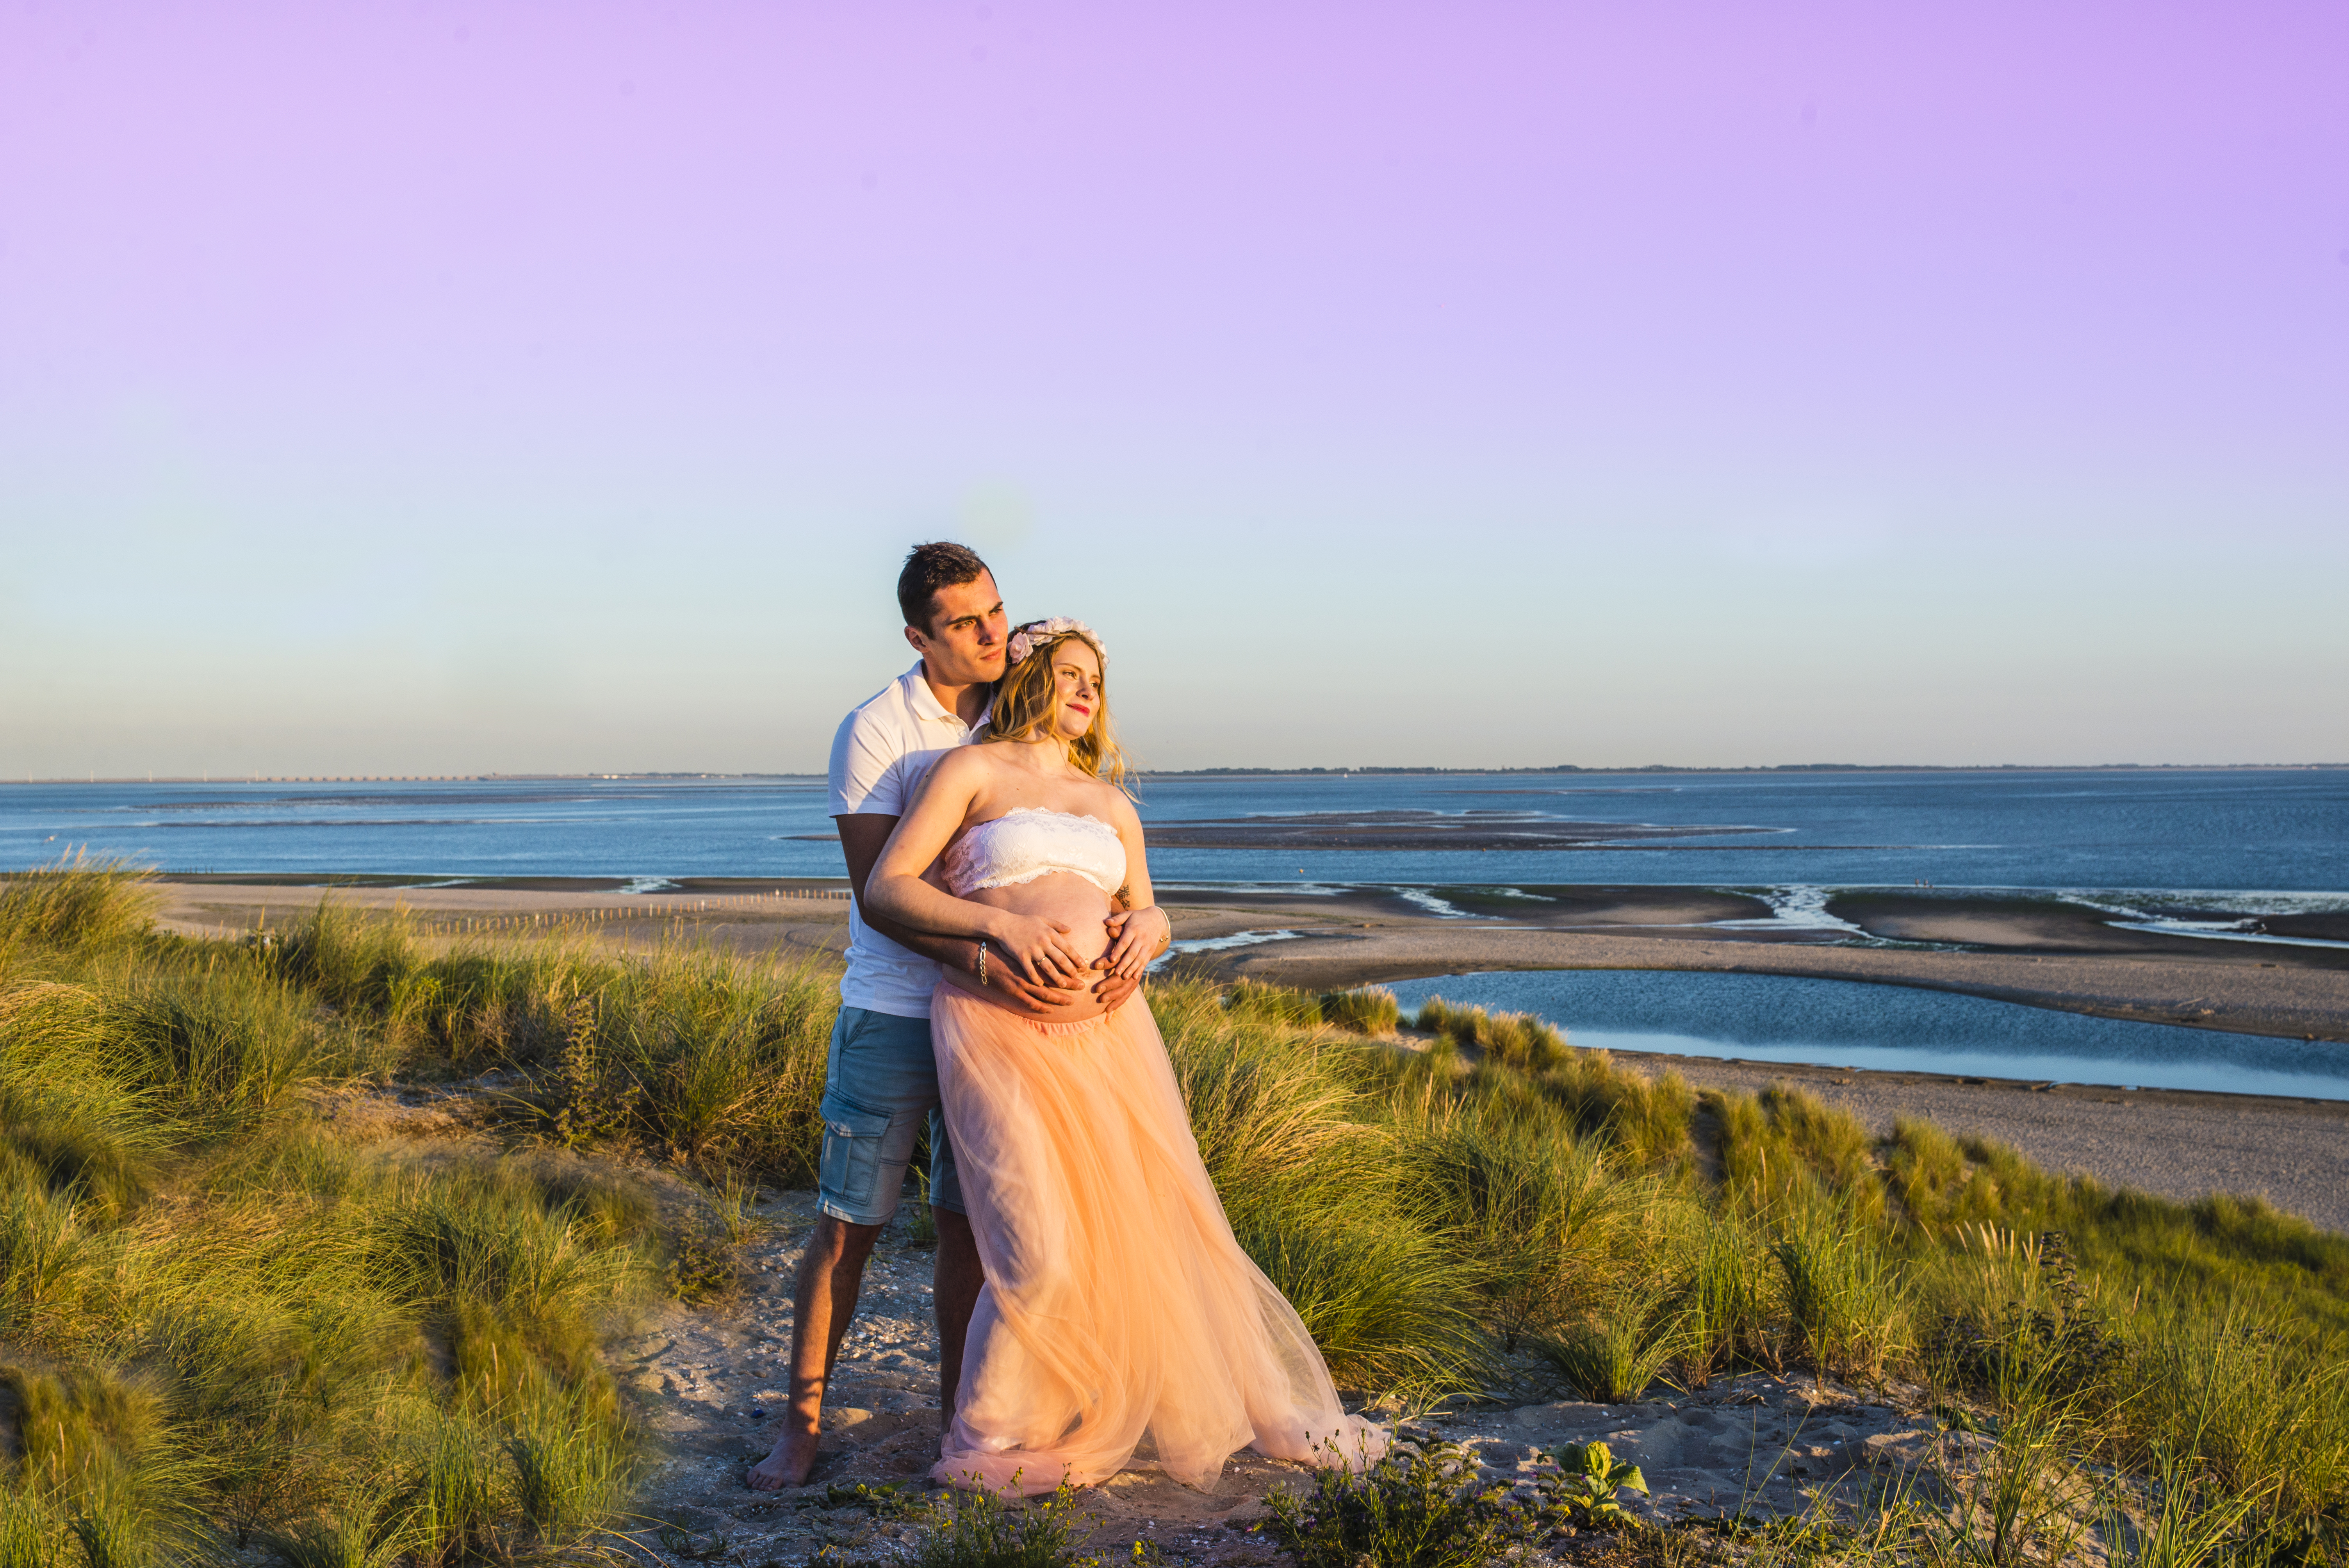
[897,541,993,632]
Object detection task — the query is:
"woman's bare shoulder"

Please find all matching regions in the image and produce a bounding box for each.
[1088,782,1145,831]
[914,743,1005,800]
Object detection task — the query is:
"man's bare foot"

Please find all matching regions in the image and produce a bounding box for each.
[744,1425,821,1492]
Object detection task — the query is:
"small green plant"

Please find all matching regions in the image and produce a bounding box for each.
[653,1524,734,1561]
[910,1480,1098,1568]
[702,1164,764,1247]
[1540,1440,1649,1529]
[1261,1440,1533,1568]
[664,1229,740,1305]
[1934,1401,1996,1435]
[818,1481,934,1521]
[904,1167,941,1248]
[549,1003,640,1151]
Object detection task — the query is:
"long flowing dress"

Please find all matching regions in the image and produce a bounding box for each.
[928,811,1384,1495]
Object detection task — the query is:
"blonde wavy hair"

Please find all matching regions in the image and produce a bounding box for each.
[983,623,1132,791]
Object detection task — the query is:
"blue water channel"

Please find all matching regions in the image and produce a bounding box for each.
[1383,970,2349,1101]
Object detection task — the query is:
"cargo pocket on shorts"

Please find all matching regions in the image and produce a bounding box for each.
[817,1098,893,1216]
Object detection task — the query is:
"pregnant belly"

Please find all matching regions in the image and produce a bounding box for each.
[965,874,1113,969]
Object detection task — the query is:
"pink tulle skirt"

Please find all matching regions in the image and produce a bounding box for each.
[928,984,1384,1494]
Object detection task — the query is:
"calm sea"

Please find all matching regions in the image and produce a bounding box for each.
[5,769,2345,900]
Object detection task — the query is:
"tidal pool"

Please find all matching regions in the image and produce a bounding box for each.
[1383,969,2349,1101]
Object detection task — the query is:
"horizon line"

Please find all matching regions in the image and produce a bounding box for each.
[6,761,2347,786]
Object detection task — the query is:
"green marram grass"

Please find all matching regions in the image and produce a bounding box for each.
[1318,985,1400,1037]
[2,862,2345,1563]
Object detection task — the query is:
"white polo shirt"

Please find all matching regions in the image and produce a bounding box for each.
[828,661,990,1017]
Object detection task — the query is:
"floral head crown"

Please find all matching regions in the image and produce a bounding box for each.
[1006,617,1105,668]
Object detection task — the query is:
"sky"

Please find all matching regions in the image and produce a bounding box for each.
[3,2,2345,775]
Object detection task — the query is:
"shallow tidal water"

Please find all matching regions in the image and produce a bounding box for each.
[1384,969,2349,1101]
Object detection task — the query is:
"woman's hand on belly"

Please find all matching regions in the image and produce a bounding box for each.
[979,910,1090,986]
[1100,905,1172,979]
[969,876,1114,985]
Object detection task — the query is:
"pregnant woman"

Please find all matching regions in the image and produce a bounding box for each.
[864,618,1382,1495]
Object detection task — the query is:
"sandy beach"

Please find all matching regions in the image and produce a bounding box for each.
[135,876,2349,1233]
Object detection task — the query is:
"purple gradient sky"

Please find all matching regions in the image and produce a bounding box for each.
[4,2,2345,773]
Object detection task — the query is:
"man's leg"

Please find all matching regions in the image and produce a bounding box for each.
[747,1212,881,1490]
[931,1207,982,1431]
[747,1005,929,1491]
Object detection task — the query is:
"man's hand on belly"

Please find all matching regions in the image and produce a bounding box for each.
[994,969,1098,1014]
[943,937,1096,1015]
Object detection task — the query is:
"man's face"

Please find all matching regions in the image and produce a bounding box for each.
[905,570,1009,686]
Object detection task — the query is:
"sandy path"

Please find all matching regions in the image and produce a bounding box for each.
[619,1191,1941,1555]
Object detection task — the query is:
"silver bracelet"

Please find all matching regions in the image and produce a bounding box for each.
[977,938,989,989]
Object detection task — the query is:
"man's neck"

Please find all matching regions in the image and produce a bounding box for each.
[920,660,992,729]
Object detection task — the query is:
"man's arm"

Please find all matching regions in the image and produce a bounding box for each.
[838,813,967,966]
[837,815,1085,1013]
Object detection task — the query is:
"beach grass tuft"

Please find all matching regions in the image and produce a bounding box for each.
[1411,996,1565,1071]
[1531,1285,1681,1404]
[0,858,160,954]
[1319,985,1400,1036]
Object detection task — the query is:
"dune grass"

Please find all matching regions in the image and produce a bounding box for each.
[0,873,718,1568]
[4,864,2345,1561]
[1319,985,1401,1037]
[1388,986,2349,1554]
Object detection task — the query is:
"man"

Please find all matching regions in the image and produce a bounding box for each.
[747,541,1139,1491]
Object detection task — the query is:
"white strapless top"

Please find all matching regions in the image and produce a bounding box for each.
[944,807,1126,899]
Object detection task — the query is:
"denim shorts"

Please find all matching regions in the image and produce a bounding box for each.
[815,1005,964,1226]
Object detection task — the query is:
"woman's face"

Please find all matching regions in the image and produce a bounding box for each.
[1048,639,1103,743]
